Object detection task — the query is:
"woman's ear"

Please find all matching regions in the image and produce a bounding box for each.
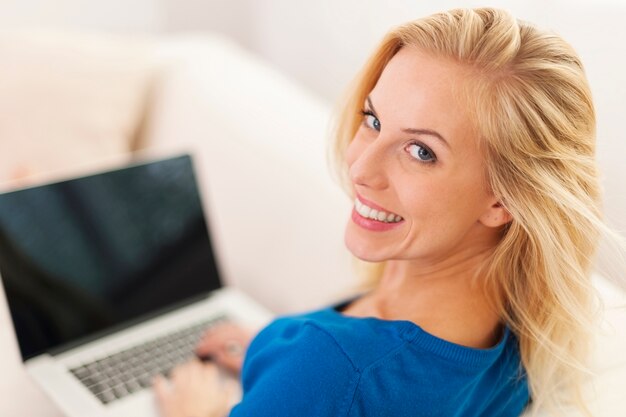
[479,201,513,228]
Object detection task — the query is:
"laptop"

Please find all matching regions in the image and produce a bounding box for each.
[0,153,273,416]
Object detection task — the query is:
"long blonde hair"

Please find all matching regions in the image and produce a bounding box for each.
[332,8,603,415]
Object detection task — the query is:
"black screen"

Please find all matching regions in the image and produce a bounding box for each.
[0,155,222,360]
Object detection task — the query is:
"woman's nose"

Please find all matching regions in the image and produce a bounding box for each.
[348,139,389,191]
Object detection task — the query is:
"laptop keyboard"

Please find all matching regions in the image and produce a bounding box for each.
[69,315,228,405]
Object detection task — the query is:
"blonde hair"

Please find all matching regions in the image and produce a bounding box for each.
[332,8,604,416]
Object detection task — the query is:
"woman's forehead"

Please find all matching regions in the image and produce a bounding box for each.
[369,48,475,147]
[374,48,467,103]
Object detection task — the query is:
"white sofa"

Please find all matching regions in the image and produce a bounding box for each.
[0,32,624,417]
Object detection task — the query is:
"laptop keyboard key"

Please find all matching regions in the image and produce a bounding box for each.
[96,389,116,405]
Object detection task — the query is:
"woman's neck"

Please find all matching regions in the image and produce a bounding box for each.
[356,248,503,349]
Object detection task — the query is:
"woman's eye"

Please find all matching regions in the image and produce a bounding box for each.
[361,111,381,132]
[406,143,436,162]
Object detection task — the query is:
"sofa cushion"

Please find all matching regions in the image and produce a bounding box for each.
[0,31,155,189]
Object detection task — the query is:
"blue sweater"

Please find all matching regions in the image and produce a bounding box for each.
[230,303,529,416]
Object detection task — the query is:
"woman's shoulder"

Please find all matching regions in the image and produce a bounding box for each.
[238,301,529,417]
[248,305,410,369]
[253,299,524,374]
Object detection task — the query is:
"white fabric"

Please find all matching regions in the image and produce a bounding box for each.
[0,31,155,189]
[142,34,356,314]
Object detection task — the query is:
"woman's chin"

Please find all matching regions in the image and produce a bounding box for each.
[344,233,390,263]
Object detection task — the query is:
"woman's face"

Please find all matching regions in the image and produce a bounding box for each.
[344,47,507,265]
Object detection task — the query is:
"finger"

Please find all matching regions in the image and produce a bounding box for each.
[196,323,249,351]
[223,378,240,401]
[219,378,242,411]
[199,361,219,379]
[170,360,196,381]
[209,336,245,358]
[198,364,228,394]
[195,344,216,358]
[171,359,209,387]
[195,330,223,356]
[211,338,246,373]
[152,375,171,403]
[195,324,251,374]
[212,351,244,375]
[169,364,185,380]
[187,359,206,378]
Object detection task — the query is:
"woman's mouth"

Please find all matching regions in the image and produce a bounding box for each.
[354,197,403,223]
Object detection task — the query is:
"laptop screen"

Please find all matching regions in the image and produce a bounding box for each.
[0,155,222,360]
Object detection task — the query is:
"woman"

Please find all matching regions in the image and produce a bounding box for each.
[154,8,603,416]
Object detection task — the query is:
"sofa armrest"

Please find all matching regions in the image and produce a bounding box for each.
[141,34,357,314]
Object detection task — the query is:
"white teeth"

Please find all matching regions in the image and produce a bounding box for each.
[356,200,371,218]
[354,198,403,223]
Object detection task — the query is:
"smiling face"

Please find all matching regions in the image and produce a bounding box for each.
[344,47,510,266]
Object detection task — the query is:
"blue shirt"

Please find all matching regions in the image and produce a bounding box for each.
[230,303,529,416]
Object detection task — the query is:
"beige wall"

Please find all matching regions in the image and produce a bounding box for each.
[0,0,163,32]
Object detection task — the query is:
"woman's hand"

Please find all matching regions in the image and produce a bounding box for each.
[195,322,255,375]
[153,359,237,417]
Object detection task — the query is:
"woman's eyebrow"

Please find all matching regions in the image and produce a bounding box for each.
[402,127,450,149]
[366,96,450,149]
